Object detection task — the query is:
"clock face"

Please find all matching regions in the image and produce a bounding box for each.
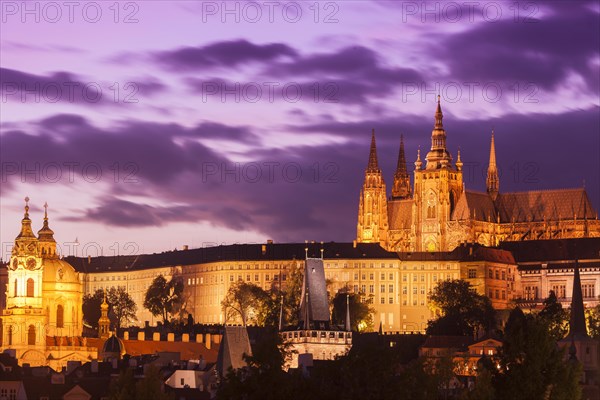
[26,258,36,270]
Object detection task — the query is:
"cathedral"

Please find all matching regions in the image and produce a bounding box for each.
[357,96,600,252]
[0,199,96,369]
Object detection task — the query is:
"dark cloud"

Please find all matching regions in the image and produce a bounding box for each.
[154,39,298,71]
[0,68,168,106]
[435,2,600,90]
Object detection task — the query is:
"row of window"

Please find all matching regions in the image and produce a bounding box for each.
[525,284,597,300]
[488,268,508,280]
[488,289,507,300]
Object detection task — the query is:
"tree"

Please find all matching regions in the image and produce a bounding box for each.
[585,303,600,338]
[143,274,184,324]
[495,307,582,400]
[107,286,138,330]
[222,280,271,326]
[427,279,496,336]
[538,290,569,340]
[83,289,104,328]
[331,290,374,332]
[281,262,304,327]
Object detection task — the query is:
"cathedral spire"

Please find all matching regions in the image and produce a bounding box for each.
[568,261,588,339]
[367,129,380,172]
[392,134,411,199]
[425,96,452,169]
[486,131,499,200]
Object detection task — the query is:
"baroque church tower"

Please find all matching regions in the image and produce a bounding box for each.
[356,130,389,246]
[412,96,463,251]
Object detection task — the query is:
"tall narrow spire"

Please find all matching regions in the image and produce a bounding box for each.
[367,129,380,172]
[425,96,452,169]
[278,295,285,331]
[345,294,351,332]
[486,131,499,200]
[392,134,411,199]
[568,261,588,339]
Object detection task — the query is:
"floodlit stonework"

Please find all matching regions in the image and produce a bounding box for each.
[357,97,600,252]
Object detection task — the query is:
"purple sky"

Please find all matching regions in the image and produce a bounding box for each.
[1,1,599,258]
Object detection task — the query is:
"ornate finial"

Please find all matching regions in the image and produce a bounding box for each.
[414,146,423,170]
[24,197,30,216]
[44,202,48,219]
[456,147,463,171]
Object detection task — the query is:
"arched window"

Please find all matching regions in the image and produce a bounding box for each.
[26,278,34,297]
[57,305,64,328]
[13,279,17,297]
[27,325,35,345]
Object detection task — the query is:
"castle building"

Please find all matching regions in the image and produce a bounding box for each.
[0,199,96,369]
[357,96,600,252]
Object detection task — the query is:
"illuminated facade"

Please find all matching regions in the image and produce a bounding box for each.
[357,97,600,252]
[0,200,96,369]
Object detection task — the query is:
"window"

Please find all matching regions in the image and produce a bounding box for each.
[433,274,437,282]
[495,289,499,299]
[413,275,417,282]
[28,325,35,345]
[389,273,393,280]
[501,271,506,280]
[246,275,250,282]
[369,273,374,280]
[495,270,499,280]
[57,305,64,328]
[380,298,385,304]
[501,290,506,300]
[389,297,393,304]
[389,284,394,293]
[265,274,270,281]
[488,269,493,279]
[282,274,287,281]
[361,285,366,293]
[413,287,417,295]
[402,286,407,295]
[26,278,34,297]
[402,275,407,282]
[362,274,366,280]
[254,274,259,282]
[468,269,476,279]
[420,286,425,295]
[369,285,374,294]
[583,284,595,299]
[381,273,385,280]
[381,285,385,293]
[354,273,358,280]
[353,284,358,293]
[421,274,425,282]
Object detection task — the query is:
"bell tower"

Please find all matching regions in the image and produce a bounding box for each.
[2,197,46,359]
[357,129,389,247]
[413,97,463,251]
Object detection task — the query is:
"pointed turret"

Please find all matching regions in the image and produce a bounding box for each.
[486,131,499,200]
[38,202,57,258]
[14,197,38,257]
[98,290,111,339]
[392,134,411,199]
[345,294,351,332]
[367,129,380,172]
[425,96,453,170]
[414,147,422,170]
[567,261,588,339]
[456,148,463,171]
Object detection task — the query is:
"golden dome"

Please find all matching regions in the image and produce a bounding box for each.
[42,258,79,284]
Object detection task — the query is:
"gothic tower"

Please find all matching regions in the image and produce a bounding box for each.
[357,129,389,247]
[392,135,411,199]
[486,131,499,200]
[412,97,463,251]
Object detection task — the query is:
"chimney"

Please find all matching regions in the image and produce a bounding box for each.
[88,255,91,264]
[183,245,189,251]
[267,239,273,244]
[353,240,357,249]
